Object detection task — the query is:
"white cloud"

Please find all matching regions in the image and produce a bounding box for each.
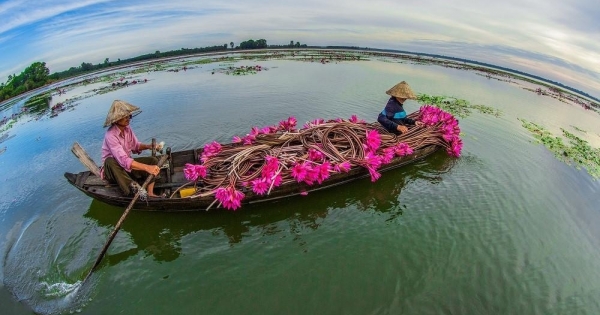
[1,0,599,97]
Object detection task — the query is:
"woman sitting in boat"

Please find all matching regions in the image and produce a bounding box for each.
[377,81,424,134]
[101,100,162,197]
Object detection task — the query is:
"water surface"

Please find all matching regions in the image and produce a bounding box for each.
[1,51,599,314]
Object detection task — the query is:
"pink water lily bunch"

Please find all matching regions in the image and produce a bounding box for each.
[201,141,222,163]
[291,162,310,183]
[362,151,383,182]
[394,142,414,157]
[183,163,207,181]
[419,105,443,126]
[278,116,297,132]
[365,129,381,151]
[381,147,396,164]
[447,137,463,157]
[250,177,269,195]
[308,148,325,161]
[215,185,245,210]
[349,115,366,124]
[249,156,283,195]
[315,161,332,184]
[333,161,351,173]
[418,105,462,157]
[290,161,329,185]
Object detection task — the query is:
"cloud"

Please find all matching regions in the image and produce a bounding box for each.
[0,0,599,97]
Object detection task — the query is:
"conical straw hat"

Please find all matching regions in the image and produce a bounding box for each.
[103,100,142,127]
[385,81,417,100]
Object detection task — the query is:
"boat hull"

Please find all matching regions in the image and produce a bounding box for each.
[64,144,440,211]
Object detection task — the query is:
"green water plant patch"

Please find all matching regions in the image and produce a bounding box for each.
[519,118,600,178]
[417,94,501,118]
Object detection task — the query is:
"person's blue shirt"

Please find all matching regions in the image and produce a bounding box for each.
[377,97,415,133]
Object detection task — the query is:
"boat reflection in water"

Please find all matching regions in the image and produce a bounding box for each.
[83,150,457,266]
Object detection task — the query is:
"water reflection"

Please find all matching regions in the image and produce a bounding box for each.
[83,150,456,266]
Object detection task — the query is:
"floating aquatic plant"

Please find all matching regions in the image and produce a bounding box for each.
[417,94,502,118]
[519,118,600,178]
[219,65,266,75]
[24,92,52,114]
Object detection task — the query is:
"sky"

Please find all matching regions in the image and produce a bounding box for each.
[1,0,599,98]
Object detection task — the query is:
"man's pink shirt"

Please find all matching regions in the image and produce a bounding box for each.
[101,125,141,174]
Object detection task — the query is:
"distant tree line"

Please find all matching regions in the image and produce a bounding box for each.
[49,44,230,81]
[0,62,50,102]
[0,39,312,102]
[1,41,597,104]
[236,39,307,49]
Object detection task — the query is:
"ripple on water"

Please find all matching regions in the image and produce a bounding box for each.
[2,199,103,314]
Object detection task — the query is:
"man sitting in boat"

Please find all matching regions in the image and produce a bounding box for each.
[377,81,423,134]
[101,100,162,197]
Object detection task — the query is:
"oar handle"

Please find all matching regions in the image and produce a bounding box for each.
[84,154,168,282]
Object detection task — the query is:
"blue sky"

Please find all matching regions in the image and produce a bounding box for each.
[1,0,599,98]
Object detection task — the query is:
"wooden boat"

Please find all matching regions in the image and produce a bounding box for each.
[64,143,441,212]
[65,108,462,212]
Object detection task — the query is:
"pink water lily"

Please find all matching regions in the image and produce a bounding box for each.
[278,116,297,131]
[262,156,279,176]
[242,134,256,145]
[251,177,269,195]
[201,141,222,163]
[183,163,208,181]
[316,161,331,184]
[364,151,384,181]
[184,163,199,181]
[381,147,395,164]
[349,115,366,123]
[394,143,414,156]
[365,129,381,151]
[267,172,283,187]
[334,161,351,173]
[292,162,319,185]
[291,163,309,182]
[308,148,325,161]
[215,186,245,210]
[260,126,273,134]
[419,105,444,126]
[364,151,382,170]
[250,126,260,135]
[447,137,463,157]
[367,167,381,182]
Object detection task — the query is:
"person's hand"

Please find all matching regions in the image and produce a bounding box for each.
[415,121,424,127]
[146,164,160,176]
[396,125,408,134]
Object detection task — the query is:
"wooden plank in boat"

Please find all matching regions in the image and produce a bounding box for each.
[71,142,101,177]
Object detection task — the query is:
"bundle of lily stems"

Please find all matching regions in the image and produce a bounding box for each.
[179,105,462,210]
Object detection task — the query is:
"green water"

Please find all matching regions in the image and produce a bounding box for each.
[1,51,599,314]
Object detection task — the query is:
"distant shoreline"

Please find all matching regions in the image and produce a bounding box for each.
[1,48,598,109]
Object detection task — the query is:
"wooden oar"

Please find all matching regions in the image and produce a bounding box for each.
[83,154,168,282]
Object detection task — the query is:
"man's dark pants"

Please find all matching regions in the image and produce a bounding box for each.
[103,156,158,195]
